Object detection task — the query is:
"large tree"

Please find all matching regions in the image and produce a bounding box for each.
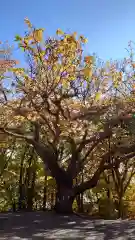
[1,19,135,213]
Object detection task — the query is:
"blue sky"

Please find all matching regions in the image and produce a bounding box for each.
[1,0,135,64]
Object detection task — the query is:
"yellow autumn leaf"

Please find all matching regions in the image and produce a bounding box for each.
[53,65,58,71]
[24,17,32,28]
[12,68,19,73]
[26,34,33,41]
[66,35,76,44]
[24,37,29,45]
[57,46,64,54]
[13,115,25,121]
[0,143,9,148]
[118,72,122,81]
[33,29,44,42]
[69,75,76,81]
[69,65,76,72]
[73,32,77,38]
[84,56,93,64]
[132,84,135,90]
[113,78,119,88]
[56,29,64,35]
[62,79,69,88]
[95,92,101,101]
[47,176,53,180]
[55,76,60,83]
[132,63,135,68]
[71,102,81,109]
[12,68,24,74]
[83,67,92,78]
[80,35,88,43]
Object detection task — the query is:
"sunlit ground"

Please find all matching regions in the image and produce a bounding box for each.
[0,212,135,239]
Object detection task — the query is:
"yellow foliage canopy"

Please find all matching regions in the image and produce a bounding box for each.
[1,18,134,146]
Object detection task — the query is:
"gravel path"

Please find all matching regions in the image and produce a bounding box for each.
[0,211,135,239]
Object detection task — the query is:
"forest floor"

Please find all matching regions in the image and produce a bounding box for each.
[0,211,135,239]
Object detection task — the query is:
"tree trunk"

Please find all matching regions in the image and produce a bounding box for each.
[75,173,84,213]
[55,186,74,214]
[25,148,35,211]
[12,199,16,212]
[43,174,47,211]
[18,145,27,210]
[27,168,36,211]
[76,194,81,212]
[27,141,106,213]
[80,171,84,212]
[118,196,124,218]
[18,170,24,210]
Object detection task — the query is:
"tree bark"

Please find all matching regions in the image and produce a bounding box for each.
[28,140,73,188]
[18,145,27,210]
[55,186,75,214]
[43,174,47,211]
[118,196,124,218]
[27,167,36,211]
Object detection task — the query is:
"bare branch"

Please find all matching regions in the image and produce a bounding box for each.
[77,130,112,149]
[71,105,110,121]
[0,127,34,141]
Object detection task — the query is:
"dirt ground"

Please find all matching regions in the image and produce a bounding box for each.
[0,211,135,239]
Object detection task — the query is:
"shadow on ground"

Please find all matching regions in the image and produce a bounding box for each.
[0,211,135,239]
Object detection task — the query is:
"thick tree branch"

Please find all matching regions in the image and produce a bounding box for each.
[66,137,80,179]
[73,142,135,195]
[0,127,34,141]
[71,105,110,121]
[0,127,72,187]
[73,162,105,195]
[76,113,133,149]
[27,139,73,187]
[117,144,135,154]
[73,150,110,195]
[71,114,133,177]
[111,169,120,194]
[116,152,135,165]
